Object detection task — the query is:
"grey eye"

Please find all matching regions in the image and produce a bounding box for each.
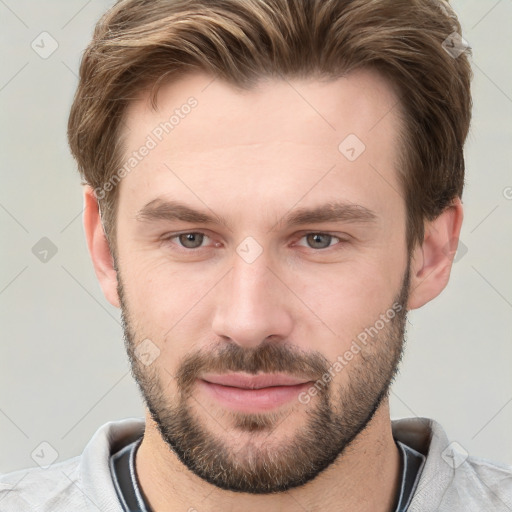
[178,233,205,249]
[305,233,334,249]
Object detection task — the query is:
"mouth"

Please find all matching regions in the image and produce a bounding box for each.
[200,372,311,389]
[198,373,313,412]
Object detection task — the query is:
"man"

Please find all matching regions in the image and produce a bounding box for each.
[1,0,511,510]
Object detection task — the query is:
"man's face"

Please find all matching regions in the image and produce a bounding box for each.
[114,69,411,493]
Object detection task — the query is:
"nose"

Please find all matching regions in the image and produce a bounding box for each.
[211,253,294,348]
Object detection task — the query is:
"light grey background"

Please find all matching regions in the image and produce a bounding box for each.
[1,0,511,474]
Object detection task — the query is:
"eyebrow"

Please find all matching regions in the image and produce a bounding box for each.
[135,199,231,228]
[135,198,378,231]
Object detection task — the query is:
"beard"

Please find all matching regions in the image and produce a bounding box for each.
[117,261,410,495]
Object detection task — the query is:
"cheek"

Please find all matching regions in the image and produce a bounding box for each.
[292,256,405,355]
[122,255,217,339]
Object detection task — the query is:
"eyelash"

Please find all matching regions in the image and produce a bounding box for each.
[160,231,347,252]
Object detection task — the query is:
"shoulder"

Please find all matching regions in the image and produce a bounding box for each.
[455,454,512,504]
[393,417,512,511]
[0,417,145,512]
[0,456,89,511]
[413,452,512,511]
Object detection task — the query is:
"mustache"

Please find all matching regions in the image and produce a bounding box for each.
[175,339,331,396]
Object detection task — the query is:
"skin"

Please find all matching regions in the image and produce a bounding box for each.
[84,68,463,511]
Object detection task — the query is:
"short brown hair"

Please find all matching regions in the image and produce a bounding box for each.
[67,0,472,258]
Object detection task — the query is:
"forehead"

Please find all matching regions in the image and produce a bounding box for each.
[123,67,402,149]
[117,68,404,222]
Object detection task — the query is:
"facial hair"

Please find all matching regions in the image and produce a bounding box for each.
[118,261,410,494]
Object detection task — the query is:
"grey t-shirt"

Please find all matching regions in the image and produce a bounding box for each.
[109,436,426,511]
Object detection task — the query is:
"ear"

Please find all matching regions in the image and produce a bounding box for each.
[83,185,120,308]
[407,197,464,310]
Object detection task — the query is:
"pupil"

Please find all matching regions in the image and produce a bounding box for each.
[308,234,330,249]
[181,233,202,248]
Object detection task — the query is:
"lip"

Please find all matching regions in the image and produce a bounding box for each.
[199,380,312,412]
[200,372,310,389]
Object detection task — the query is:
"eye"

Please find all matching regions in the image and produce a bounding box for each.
[165,232,211,249]
[296,233,342,250]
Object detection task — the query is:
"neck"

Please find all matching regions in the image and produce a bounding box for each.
[135,399,401,512]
